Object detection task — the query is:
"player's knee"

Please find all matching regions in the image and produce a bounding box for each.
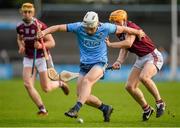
[24,81,33,89]
[139,74,149,83]
[42,85,51,93]
[82,77,91,85]
[125,83,135,92]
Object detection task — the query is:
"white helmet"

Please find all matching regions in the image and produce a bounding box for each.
[82,11,99,28]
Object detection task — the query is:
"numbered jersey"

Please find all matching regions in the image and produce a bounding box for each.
[16,18,47,58]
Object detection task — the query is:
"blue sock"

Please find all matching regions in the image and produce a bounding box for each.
[98,103,108,112]
[73,101,82,112]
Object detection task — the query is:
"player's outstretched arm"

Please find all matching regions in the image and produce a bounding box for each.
[37,24,67,38]
[34,34,55,49]
[106,34,136,48]
[116,26,145,39]
[43,34,55,49]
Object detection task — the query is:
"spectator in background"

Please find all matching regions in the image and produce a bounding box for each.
[0,49,9,64]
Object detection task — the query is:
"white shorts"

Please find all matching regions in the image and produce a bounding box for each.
[133,49,163,71]
[23,55,53,73]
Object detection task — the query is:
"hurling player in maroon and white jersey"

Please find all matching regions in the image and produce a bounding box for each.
[106,10,165,121]
[16,3,69,116]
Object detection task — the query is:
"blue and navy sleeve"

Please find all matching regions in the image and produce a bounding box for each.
[104,23,117,35]
[67,22,81,33]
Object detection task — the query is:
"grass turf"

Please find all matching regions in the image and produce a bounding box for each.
[0,79,179,127]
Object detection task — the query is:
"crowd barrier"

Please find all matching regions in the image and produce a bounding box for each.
[0,64,180,81]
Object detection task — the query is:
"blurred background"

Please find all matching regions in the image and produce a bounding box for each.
[0,0,179,81]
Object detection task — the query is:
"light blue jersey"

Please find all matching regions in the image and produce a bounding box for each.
[67,22,117,64]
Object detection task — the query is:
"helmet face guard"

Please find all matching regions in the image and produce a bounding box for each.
[82,21,98,28]
[82,11,99,28]
[109,10,127,23]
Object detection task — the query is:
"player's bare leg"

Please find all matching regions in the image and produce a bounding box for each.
[139,63,161,101]
[65,66,103,118]
[77,75,102,107]
[85,95,113,122]
[23,67,48,116]
[39,71,69,95]
[125,67,147,107]
[77,66,103,104]
[125,67,154,121]
[65,66,113,122]
[76,75,113,122]
[139,62,165,118]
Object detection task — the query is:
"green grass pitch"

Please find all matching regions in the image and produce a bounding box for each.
[0,79,180,127]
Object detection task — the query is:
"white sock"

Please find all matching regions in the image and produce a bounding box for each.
[156,102,164,109]
[39,105,47,112]
[40,108,47,112]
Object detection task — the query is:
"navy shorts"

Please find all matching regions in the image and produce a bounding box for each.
[79,62,107,76]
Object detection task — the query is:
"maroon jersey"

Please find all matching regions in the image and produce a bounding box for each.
[16,18,47,58]
[116,21,155,57]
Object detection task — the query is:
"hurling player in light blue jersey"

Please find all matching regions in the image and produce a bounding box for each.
[37,11,144,122]
[67,21,116,64]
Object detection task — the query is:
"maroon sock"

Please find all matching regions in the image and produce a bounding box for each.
[156,99,163,104]
[142,104,150,112]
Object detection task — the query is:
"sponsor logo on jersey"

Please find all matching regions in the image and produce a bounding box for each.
[83,39,100,48]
